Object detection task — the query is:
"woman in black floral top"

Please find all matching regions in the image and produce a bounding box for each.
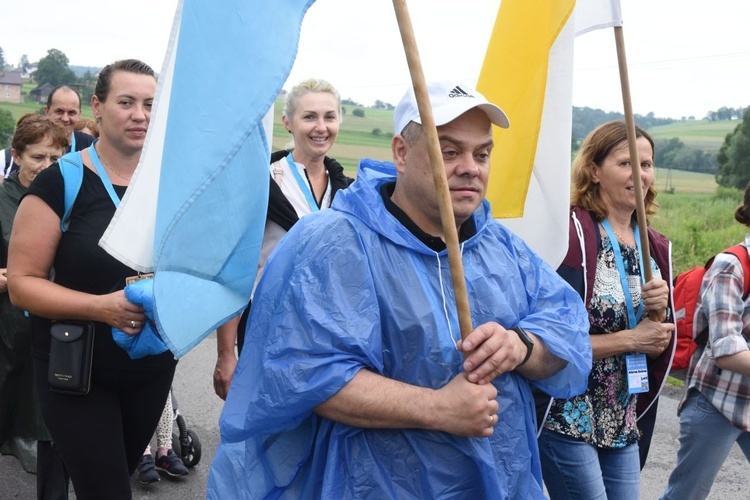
[538,121,675,500]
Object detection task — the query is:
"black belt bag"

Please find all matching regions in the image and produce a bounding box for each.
[48,321,95,395]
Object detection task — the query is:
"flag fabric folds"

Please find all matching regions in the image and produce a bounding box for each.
[100,0,316,357]
[575,0,622,36]
[477,0,622,268]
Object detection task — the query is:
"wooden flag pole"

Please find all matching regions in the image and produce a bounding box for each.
[614,26,657,320]
[391,0,474,349]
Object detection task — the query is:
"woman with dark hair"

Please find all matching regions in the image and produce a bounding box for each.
[7,59,176,499]
[660,184,750,499]
[538,121,675,499]
[0,115,68,490]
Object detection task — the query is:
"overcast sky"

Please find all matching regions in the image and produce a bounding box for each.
[3,0,749,119]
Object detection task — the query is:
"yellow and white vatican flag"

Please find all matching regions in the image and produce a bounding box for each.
[478,0,621,267]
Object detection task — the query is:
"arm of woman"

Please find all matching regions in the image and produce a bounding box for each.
[589,277,673,360]
[7,195,145,333]
[715,351,750,377]
[590,319,673,360]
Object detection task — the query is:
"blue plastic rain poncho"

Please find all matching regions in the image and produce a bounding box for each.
[208,160,592,499]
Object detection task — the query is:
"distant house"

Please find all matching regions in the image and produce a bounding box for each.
[0,72,23,103]
[29,82,55,104]
[21,65,37,82]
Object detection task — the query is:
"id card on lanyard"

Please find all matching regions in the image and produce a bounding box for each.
[601,219,649,394]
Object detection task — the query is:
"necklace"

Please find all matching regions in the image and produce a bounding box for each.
[96,146,132,182]
[611,227,633,245]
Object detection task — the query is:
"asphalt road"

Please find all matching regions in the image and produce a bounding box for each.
[2,333,748,499]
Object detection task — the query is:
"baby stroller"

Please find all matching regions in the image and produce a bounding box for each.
[170,389,202,467]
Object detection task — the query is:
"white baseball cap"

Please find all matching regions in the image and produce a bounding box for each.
[393,81,510,135]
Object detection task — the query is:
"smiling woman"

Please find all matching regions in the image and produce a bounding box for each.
[538,121,676,499]
[213,78,354,400]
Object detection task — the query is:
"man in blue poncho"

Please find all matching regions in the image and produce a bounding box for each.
[208,81,592,499]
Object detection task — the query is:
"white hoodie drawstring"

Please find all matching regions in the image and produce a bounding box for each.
[436,242,465,348]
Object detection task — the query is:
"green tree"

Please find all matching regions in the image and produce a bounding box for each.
[716,109,750,189]
[352,108,365,118]
[78,70,97,105]
[35,49,76,87]
[18,54,30,72]
[0,47,6,69]
[0,109,15,149]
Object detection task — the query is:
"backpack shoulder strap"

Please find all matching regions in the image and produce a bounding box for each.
[722,244,750,299]
[58,151,85,233]
[3,148,12,177]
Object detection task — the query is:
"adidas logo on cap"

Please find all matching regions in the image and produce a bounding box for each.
[448,86,475,99]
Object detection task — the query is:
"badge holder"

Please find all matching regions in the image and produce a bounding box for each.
[625,353,649,394]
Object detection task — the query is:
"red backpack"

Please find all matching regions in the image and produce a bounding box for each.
[671,244,750,372]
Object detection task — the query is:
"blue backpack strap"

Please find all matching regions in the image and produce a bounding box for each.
[58,151,85,233]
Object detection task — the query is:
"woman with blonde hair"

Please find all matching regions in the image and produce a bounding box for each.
[213,78,352,399]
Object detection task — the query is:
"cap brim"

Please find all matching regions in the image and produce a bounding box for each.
[477,103,510,129]
[431,101,510,130]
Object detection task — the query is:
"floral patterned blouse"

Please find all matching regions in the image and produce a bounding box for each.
[544,233,662,448]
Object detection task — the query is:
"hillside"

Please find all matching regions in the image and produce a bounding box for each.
[647,119,738,151]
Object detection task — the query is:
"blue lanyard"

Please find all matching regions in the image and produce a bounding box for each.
[70,132,76,152]
[602,219,646,329]
[89,141,121,208]
[286,153,319,212]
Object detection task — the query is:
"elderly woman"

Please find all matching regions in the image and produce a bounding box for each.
[8,59,176,500]
[0,114,67,476]
[213,78,352,399]
[539,121,675,499]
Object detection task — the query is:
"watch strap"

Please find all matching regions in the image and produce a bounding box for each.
[511,326,534,367]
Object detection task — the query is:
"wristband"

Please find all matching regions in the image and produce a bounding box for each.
[511,326,534,367]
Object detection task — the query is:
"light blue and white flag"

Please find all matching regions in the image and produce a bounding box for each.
[100,0,316,357]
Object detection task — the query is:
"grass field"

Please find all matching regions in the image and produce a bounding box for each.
[652,189,747,275]
[658,168,716,194]
[648,120,737,150]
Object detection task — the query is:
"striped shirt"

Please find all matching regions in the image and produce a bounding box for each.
[685,235,750,431]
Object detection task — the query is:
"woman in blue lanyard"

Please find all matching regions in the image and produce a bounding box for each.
[538,121,675,500]
[213,79,353,400]
[8,59,177,499]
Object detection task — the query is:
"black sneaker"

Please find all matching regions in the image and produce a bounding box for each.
[137,454,160,484]
[155,449,189,477]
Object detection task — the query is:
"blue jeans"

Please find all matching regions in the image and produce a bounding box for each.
[539,428,640,500]
[660,390,750,500]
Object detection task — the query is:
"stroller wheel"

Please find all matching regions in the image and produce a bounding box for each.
[180,429,202,467]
